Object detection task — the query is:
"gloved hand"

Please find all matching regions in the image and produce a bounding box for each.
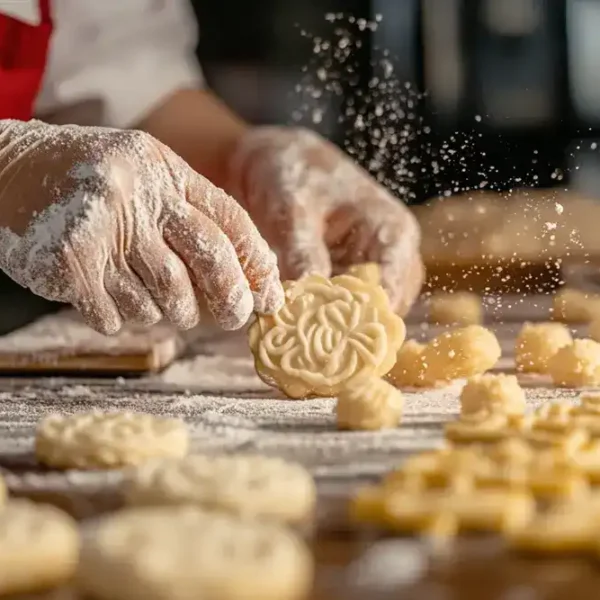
[228,127,424,315]
[0,120,283,334]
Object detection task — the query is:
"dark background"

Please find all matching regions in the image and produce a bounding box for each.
[3,0,600,334]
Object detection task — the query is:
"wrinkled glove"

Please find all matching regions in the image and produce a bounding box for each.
[0,120,283,334]
[228,126,424,315]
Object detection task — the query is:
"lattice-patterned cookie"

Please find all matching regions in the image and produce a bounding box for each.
[346,263,381,287]
[337,377,403,431]
[481,444,589,500]
[508,498,600,554]
[248,274,406,399]
[36,411,189,469]
[123,454,316,524]
[444,409,528,444]
[0,500,79,596]
[385,447,494,490]
[380,485,535,538]
[460,373,526,417]
[77,506,313,600]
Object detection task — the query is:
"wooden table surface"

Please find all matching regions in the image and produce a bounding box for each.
[2,289,600,599]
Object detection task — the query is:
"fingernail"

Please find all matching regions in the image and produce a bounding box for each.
[216,285,254,331]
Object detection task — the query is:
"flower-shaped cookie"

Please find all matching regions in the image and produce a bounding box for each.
[248,274,406,398]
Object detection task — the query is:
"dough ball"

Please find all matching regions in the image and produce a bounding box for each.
[515,322,573,374]
[422,325,501,381]
[386,340,435,387]
[428,292,483,325]
[460,373,526,416]
[552,288,600,323]
[548,339,600,387]
[337,377,403,431]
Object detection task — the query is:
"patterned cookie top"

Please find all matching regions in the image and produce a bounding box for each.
[79,506,313,599]
[124,453,316,523]
[248,273,406,399]
[36,411,189,469]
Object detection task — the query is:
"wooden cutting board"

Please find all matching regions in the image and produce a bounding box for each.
[0,310,184,374]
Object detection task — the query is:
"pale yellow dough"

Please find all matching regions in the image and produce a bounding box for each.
[336,377,403,431]
[422,325,501,381]
[346,262,381,286]
[460,373,526,416]
[36,411,189,469]
[515,322,573,373]
[552,288,600,323]
[0,500,80,596]
[248,273,406,399]
[77,506,314,600]
[428,292,483,326]
[547,339,600,387]
[123,453,316,524]
[0,472,5,508]
[386,339,434,387]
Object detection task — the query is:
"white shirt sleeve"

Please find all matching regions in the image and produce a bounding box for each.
[35,0,204,128]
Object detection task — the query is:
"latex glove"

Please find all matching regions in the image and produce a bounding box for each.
[0,120,283,334]
[229,127,424,315]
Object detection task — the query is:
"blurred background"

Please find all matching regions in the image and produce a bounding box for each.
[3,0,600,332]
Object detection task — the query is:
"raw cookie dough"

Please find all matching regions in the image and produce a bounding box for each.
[515,322,573,373]
[386,340,434,387]
[36,411,189,469]
[0,472,5,508]
[336,376,403,431]
[508,499,600,554]
[428,292,483,326]
[547,339,600,387]
[0,500,79,596]
[123,454,316,524]
[552,288,600,323]
[460,373,526,416]
[248,273,406,399]
[422,325,501,381]
[77,506,313,600]
[445,409,528,444]
[346,262,381,286]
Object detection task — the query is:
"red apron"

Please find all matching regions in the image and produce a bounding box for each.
[0,0,53,120]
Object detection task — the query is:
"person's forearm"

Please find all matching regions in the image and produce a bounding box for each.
[136,89,249,193]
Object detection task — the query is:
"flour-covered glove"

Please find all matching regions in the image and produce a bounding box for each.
[228,127,423,315]
[0,120,283,334]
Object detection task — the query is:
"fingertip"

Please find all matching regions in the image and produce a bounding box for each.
[209,282,254,331]
[75,297,123,335]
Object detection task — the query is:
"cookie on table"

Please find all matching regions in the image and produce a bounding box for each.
[248,273,406,399]
[508,498,600,554]
[77,506,314,600]
[459,373,526,417]
[36,411,189,469]
[445,409,527,444]
[386,339,440,388]
[428,292,483,326]
[336,376,403,431]
[0,500,79,596]
[515,322,572,374]
[422,325,501,382]
[552,288,600,323]
[124,453,316,524]
[547,339,600,387]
